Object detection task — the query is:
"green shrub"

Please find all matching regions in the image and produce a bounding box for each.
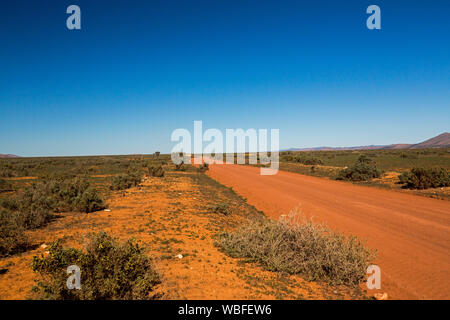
[110,174,136,190]
[282,155,294,162]
[15,206,52,230]
[0,209,30,257]
[31,232,161,300]
[0,163,29,177]
[295,157,323,165]
[0,178,12,192]
[399,153,418,159]
[0,195,52,230]
[336,155,381,181]
[282,155,322,164]
[280,154,323,165]
[0,168,14,178]
[0,176,104,231]
[74,187,105,213]
[209,202,230,215]
[216,210,374,286]
[22,177,105,214]
[149,165,164,177]
[197,163,209,172]
[175,163,187,171]
[398,167,450,189]
[110,168,143,190]
[0,197,19,211]
[0,176,105,256]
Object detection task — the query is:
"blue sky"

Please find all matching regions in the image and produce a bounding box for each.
[0,0,449,156]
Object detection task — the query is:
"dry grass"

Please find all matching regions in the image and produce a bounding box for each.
[216,208,375,286]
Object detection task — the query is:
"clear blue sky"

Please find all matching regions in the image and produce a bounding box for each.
[1,0,449,156]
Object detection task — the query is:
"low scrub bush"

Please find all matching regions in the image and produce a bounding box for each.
[73,187,105,213]
[0,209,30,257]
[282,155,294,162]
[23,177,105,214]
[175,163,187,171]
[282,155,323,165]
[0,176,104,231]
[110,167,143,190]
[0,178,12,192]
[0,176,104,256]
[0,163,29,177]
[0,168,14,178]
[398,167,450,189]
[399,153,418,159]
[0,194,52,230]
[336,155,381,181]
[110,174,139,190]
[15,205,52,230]
[128,166,144,181]
[31,232,161,300]
[216,210,374,286]
[149,165,164,177]
[296,157,323,165]
[209,202,230,215]
[197,163,209,172]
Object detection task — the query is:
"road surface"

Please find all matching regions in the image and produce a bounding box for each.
[206,163,450,300]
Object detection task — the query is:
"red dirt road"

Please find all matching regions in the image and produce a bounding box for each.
[206,164,450,300]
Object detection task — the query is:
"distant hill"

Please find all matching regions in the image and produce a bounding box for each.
[0,154,20,158]
[286,132,450,152]
[407,132,450,149]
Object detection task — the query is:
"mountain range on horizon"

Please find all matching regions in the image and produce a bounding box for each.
[1,133,449,158]
[0,154,21,159]
[285,132,450,152]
